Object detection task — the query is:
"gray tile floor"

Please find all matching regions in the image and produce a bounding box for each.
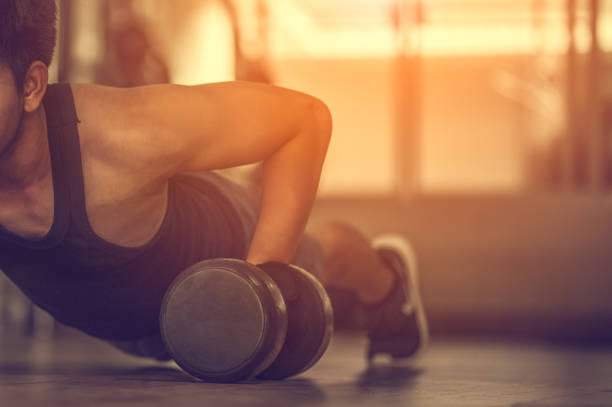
[1,332,611,407]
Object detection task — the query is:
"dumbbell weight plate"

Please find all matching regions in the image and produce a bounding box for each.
[159,258,287,383]
[256,263,334,380]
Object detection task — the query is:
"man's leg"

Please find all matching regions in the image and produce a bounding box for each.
[308,221,428,359]
[308,222,394,304]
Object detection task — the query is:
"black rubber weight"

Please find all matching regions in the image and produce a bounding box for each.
[159,258,288,382]
[256,263,334,380]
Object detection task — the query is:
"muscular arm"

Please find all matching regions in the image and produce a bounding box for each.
[246,99,331,264]
[81,81,332,264]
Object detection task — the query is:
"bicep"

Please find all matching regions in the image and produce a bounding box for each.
[139,81,322,173]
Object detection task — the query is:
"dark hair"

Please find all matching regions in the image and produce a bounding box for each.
[0,0,57,89]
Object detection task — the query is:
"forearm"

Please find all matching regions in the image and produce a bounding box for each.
[246,103,332,265]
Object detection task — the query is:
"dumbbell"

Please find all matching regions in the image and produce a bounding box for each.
[159,258,333,383]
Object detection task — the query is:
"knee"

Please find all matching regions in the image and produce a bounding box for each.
[308,221,370,259]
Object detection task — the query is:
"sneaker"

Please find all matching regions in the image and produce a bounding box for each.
[367,234,429,361]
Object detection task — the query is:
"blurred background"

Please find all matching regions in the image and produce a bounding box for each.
[2,0,612,344]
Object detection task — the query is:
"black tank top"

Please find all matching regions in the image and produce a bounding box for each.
[0,84,245,340]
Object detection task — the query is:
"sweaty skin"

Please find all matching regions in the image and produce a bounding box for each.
[0,63,332,265]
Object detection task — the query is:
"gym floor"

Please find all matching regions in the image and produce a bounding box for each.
[1,330,611,407]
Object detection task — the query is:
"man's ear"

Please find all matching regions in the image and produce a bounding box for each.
[22,61,49,113]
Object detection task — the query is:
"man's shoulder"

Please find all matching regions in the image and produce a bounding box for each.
[69,84,131,159]
[70,84,163,153]
[67,83,188,180]
[71,83,139,122]
[59,84,173,204]
[69,83,182,135]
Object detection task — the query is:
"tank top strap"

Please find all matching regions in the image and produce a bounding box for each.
[41,83,92,245]
[0,84,75,247]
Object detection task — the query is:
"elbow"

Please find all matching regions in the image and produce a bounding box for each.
[310,98,333,147]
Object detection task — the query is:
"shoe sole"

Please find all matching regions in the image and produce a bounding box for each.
[371,234,429,356]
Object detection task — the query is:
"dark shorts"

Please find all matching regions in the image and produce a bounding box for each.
[200,171,325,281]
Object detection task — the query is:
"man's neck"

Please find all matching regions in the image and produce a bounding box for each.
[0,107,51,191]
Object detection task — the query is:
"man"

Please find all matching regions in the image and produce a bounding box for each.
[0,0,426,367]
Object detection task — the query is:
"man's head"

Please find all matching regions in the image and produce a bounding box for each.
[0,0,57,90]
